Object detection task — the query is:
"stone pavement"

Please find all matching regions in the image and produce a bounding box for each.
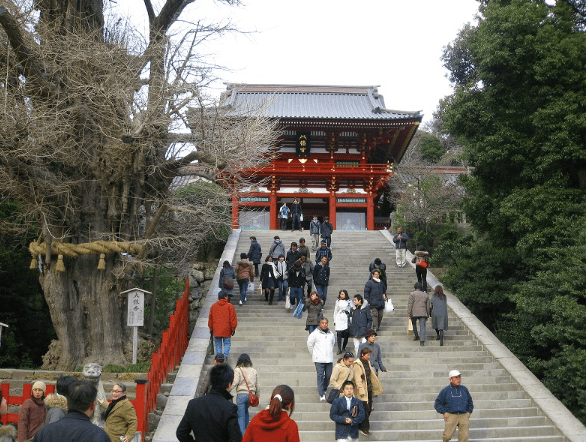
[153,229,586,442]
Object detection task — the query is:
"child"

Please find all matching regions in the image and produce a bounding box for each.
[329,380,365,442]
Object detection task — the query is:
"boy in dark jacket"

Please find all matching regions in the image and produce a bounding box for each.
[329,380,365,442]
[320,216,334,247]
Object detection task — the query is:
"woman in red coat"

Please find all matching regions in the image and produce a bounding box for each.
[242,385,299,442]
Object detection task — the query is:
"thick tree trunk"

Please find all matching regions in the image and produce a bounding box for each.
[40,254,129,370]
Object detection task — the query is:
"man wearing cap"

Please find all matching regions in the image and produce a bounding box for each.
[358,329,387,374]
[434,370,474,442]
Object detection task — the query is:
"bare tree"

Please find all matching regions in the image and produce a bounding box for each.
[389,133,466,233]
[0,0,278,369]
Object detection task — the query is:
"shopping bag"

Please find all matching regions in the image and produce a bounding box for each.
[293,301,303,319]
[384,299,395,313]
[248,282,255,292]
[407,318,413,335]
[285,295,291,309]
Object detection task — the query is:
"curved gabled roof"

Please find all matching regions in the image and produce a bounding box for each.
[223,83,423,121]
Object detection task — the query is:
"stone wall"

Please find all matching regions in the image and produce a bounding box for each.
[187,262,216,334]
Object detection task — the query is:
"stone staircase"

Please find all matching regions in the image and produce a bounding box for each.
[195,230,567,442]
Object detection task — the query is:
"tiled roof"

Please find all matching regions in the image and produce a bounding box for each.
[223,84,422,121]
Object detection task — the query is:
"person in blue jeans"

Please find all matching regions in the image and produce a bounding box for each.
[313,255,331,304]
[231,354,259,436]
[287,261,306,308]
[235,253,255,306]
[208,292,238,359]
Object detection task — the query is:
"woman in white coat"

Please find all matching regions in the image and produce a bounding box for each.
[333,289,352,354]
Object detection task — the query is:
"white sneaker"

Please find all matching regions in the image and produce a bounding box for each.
[320,395,326,402]
[239,300,243,305]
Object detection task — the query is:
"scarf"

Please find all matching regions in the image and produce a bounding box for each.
[104,395,126,419]
[373,277,380,283]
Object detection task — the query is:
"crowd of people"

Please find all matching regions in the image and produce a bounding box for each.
[195,224,472,441]
[0,376,138,442]
[0,223,468,442]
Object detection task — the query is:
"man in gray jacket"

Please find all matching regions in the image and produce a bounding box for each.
[392,226,409,267]
[408,282,430,346]
[358,329,387,374]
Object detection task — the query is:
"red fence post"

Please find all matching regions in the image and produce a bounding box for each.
[133,379,148,436]
[137,279,190,439]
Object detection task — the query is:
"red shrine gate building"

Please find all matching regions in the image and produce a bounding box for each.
[224,84,423,230]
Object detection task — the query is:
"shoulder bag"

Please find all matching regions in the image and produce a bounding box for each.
[240,368,259,407]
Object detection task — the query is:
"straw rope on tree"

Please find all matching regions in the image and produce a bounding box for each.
[29,240,144,272]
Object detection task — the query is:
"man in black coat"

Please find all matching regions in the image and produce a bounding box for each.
[176,364,242,442]
[33,380,110,442]
[247,236,262,276]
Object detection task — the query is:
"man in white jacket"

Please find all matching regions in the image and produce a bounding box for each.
[307,317,336,402]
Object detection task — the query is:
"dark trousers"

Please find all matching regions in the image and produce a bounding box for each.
[337,330,349,352]
[416,266,428,291]
[360,395,372,432]
[292,213,302,230]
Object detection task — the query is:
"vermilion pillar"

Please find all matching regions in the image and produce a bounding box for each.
[329,192,336,228]
[270,191,278,230]
[367,192,375,230]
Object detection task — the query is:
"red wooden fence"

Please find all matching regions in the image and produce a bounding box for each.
[1,279,190,438]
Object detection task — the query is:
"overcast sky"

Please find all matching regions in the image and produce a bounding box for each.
[118,0,480,126]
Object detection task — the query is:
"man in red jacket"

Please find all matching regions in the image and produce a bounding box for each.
[209,292,238,360]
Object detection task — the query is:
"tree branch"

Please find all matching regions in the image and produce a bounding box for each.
[0,6,53,96]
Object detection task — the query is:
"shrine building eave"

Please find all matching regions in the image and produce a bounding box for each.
[222,83,423,122]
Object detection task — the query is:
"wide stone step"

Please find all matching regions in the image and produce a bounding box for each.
[206,230,570,442]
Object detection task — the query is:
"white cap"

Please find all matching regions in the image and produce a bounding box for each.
[449,370,461,378]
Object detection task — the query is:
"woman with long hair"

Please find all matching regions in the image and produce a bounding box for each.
[431,285,448,346]
[231,353,260,435]
[260,256,278,305]
[303,291,324,334]
[242,385,299,441]
[333,290,351,354]
[219,260,236,302]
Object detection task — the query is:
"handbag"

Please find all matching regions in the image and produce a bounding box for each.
[300,214,304,222]
[223,277,234,290]
[240,368,259,407]
[326,387,340,404]
[407,317,414,335]
[293,301,303,319]
[384,298,395,313]
[417,260,428,269]
[285,295,291,309]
